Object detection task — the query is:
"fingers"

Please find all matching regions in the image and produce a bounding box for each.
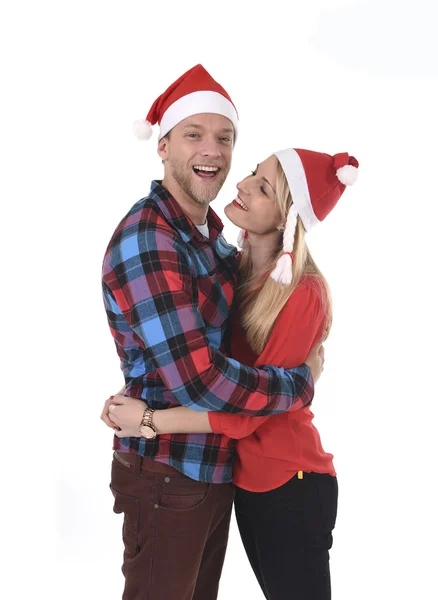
[100,396,115,428]
[110,394,126,405]
[101,413,114,428]
[108,405,123,427]
[318,346,325,370]
[115,428,142,438]
[101,396,124,429]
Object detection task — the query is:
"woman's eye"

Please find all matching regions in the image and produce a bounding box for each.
[260,186,267,196]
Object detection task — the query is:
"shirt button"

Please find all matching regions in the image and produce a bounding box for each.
[154,504,159,509]
[164,477,170,483]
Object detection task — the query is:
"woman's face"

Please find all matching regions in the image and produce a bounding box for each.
[224,155,282,234]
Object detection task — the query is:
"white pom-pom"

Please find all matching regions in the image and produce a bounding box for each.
[133,120,153,140]
[270,253,293,285]
[336,164,358,186]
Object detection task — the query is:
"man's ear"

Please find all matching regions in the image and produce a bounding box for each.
[157,136,169,162]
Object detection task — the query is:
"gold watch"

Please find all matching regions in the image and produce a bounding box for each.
[140,408,157,440]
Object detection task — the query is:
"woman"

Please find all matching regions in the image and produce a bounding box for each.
[106,147,359,599]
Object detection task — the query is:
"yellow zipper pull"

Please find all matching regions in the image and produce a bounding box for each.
[298,470,303,479]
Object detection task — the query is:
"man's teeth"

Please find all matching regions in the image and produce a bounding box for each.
[194,165,219,172]
[236,197,249,211]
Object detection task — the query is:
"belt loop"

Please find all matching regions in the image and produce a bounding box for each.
[134,454,142,475]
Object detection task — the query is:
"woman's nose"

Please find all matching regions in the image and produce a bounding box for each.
[237,179,249,195]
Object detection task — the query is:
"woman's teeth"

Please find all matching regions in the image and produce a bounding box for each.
[236,197,249,211]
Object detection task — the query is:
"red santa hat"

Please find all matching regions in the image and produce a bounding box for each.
[133,64,239,141]
[269,148,359,285]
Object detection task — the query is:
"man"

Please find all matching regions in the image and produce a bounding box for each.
[100,64,324,600]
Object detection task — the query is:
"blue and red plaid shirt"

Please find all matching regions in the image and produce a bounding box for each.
[102,181,314,482]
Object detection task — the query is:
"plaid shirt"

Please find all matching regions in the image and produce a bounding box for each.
[102,181,314,483]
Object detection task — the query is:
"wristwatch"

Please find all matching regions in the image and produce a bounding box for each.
[140,407,157,440]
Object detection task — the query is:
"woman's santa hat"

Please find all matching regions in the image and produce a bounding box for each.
[237,149,358,284]
[133,64,239,141]
[270,148,359,284]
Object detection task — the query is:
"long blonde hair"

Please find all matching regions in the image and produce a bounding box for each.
[238,161,333,355]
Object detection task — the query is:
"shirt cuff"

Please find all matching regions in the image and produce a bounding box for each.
[207,411,224,434]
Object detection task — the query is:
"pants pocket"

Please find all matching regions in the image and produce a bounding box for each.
[314,475,339,534]
[157,478,211,512]
[110,484,140,558]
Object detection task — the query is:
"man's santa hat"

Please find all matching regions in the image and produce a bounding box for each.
[133,64,239,141]
[238,149,359,285]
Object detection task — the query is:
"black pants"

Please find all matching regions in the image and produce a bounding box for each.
[234,473,338,600]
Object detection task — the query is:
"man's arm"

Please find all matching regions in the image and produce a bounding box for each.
[104,341,323,436]
[106,282,326,437]
[103,228,315,417]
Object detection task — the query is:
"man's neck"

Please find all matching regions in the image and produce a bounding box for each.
[161,177,209,226]
[248,231,283,278]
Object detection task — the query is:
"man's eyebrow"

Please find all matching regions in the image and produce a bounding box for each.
[255,164,276,193]
[182,124,234,136]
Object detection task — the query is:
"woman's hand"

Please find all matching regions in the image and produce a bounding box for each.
[100,384,127,430]
[304,342,325,383]
[107,395,147,438]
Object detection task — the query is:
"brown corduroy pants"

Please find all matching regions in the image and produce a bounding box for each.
[110,452,235,600]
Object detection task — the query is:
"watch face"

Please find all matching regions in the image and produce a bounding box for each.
[140,425,156,440]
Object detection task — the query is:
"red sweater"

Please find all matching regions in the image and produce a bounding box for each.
[208,277,336,492]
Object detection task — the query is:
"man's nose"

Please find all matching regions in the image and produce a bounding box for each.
[200,136,221,158]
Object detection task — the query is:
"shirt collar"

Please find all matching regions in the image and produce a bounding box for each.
[148,180,224,243]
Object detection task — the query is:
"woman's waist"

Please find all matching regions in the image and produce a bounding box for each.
[234,416,334,469]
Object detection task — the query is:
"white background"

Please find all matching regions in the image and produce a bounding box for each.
[2,1,437,598]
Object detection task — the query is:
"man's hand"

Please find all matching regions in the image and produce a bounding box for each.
[305,342,325,383]
[107,395,147,438]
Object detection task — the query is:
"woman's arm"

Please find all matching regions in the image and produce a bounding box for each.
[106,395,214,437]
[106,395,269,438]
[153,407,213,434]
[106,281,326,439]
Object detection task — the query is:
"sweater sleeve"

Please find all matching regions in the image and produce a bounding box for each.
[208,280,328,439]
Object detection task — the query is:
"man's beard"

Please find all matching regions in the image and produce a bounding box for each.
[168,157,229,205]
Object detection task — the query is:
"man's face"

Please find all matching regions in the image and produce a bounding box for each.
[158,113,234,205]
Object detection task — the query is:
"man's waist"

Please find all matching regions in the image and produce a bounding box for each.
[113,436,235,483]
[114,451,183,476]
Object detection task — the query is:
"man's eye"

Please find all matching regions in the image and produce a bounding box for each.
[187,133,199,138]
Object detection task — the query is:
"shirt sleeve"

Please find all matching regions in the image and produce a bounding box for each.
[208,281,327,436]
[104,227,314,416]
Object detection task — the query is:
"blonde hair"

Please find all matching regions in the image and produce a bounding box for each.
[238,161,333,355]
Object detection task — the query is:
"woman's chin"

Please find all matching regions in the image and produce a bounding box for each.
[224,202,246,227]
